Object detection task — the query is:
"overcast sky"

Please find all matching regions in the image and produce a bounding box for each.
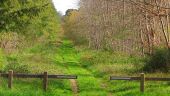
[52,0,79,15]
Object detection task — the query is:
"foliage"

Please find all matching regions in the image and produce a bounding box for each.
[0,38,169,96]
[65,0,170,55]
[144,48,170,72]
[0,0,169,95]
[0,0,61,51]
[63,9,88,45]
[3,55,29,73]
[0,0,49,32]
[22,1,61,42]
[0,0,61,73]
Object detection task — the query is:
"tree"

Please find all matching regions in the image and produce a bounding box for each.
[0,0,49,32]
[0,0,60,53]
[67,0,170,55]
[63,9,87,45]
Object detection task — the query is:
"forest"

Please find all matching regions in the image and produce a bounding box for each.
[0,0,170,96]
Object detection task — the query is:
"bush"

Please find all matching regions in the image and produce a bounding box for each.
[144,48,170,72]
[3,55,29,73]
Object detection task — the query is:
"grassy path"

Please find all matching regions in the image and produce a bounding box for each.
[55,40,109,96]
[55,39,170,96]
[0,38,170,96]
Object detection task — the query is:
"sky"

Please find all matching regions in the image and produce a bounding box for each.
[52,0,80,15]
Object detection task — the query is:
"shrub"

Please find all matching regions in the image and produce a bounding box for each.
[144,48,170,72]
[4,55,29,73]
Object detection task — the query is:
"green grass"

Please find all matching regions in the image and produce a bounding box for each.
[109,81,170,96]
[0,78,73,96]
[0,38,170,96]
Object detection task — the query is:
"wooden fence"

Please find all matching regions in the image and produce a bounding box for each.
[110,73,170,93]
[1,71,170,93]
[0,70,77,91]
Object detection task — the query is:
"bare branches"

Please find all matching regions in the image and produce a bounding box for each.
[69,0,170,54]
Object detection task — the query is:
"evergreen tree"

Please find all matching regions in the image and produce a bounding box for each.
[0,0,49,32]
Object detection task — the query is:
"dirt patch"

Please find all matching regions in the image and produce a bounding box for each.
[70,79,78,96]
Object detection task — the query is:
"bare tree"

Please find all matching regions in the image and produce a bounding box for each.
[67,0,170,55]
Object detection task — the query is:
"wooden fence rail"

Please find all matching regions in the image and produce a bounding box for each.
[110,73,170,93]
[1,71,169,93]
[0,70,77,91]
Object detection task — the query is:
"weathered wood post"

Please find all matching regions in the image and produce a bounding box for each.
[43,72,48,91]
[140,73,145,93]
[8,70,13,89]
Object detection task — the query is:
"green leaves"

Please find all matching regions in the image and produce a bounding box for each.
[0,0,49,32]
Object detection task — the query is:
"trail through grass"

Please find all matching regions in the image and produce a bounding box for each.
[54,40,109,96]
[53,39,170,96]
[0,39,170,96]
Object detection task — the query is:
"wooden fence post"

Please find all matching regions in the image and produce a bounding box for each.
[8,70,13,89]
[43,72,48,91]
[140,73,145,93]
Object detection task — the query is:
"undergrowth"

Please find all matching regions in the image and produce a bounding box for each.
[0,39,169,96]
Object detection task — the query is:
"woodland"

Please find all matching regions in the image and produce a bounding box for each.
[0,0,170,96]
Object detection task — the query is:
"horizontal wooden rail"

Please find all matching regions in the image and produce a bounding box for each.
[110,76,140,81]
[48,75,77,79]
[110,76,170,81]
[145,77,170,81]
[110,73,170,93]
[0,73,77,79]
[0,70,77,91]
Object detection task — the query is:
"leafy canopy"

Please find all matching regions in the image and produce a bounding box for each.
[0,0,49,32]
